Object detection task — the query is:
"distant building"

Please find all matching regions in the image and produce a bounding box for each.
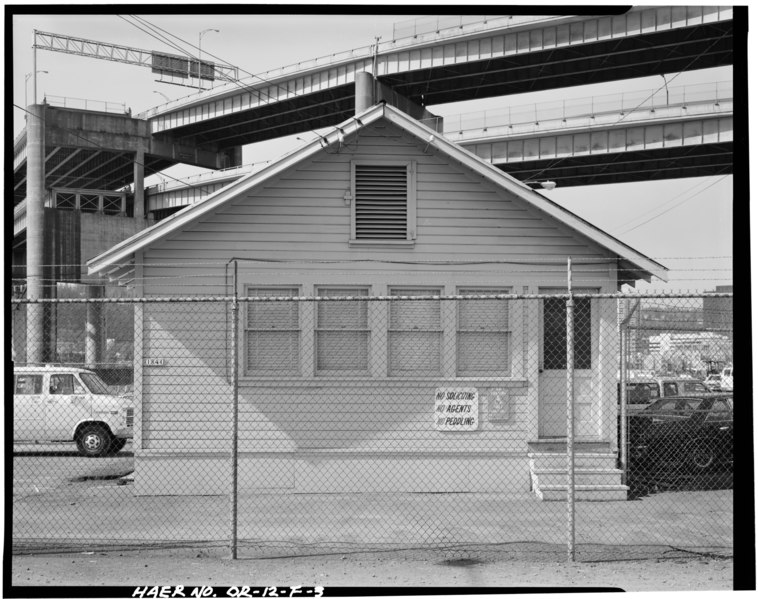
[703,285,734,335]
[648,331,731,354]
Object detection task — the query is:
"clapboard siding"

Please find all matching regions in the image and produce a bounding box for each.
[141,302,232,447]
[140,380,531,453]
[142,122,612,281]
[135,118,617,489]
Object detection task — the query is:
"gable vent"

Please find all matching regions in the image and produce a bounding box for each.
[354,164,408,239]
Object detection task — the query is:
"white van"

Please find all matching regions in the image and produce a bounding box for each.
[721,366,734,391]
[13,365,134,457]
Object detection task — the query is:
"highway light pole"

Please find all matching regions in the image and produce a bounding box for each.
[25,70,48,112]
[198,28,219,88]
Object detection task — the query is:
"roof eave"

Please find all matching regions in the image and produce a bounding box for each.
[87,104,387,276]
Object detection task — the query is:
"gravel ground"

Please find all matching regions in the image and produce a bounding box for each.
[10,545,735,593]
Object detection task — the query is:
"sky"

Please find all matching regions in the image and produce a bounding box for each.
[10,6,738,293]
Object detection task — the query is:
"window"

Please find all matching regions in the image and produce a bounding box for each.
[705,398,732,423]
[316,287,370,375]
[543,297,592,370]
[49,374,86,395]
[351,161,416,243]
[457,289,511,376]
[388,288,442,376]
[683,381,708,394]
[245,287,300,375]
[14,375,42,395]
[80,372,112,395]
[663,382,678,396]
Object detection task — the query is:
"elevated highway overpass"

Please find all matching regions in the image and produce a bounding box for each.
[13,6,733,208]
[12,80,733,230]
[11,7,739,365]
[140,80,732,217]
[139,6,732,149]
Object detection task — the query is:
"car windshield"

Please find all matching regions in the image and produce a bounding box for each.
[80,372,112,395]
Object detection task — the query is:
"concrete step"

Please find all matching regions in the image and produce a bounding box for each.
[535,484,630,502]
[532,468,623,487]
[528,452,618,470]
[527,441,612,453]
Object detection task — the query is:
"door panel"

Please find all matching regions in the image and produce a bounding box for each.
[13,374,45,441]
[47,374,90,441]
[538,292,599,439]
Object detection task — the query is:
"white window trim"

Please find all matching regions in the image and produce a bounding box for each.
[387,286,444,377]
[243,285,302,377]
[455,287,513,378]
[314,285,372,377]
[349,159,417,247]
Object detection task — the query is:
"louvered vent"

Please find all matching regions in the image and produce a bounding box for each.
[354,164,408,239]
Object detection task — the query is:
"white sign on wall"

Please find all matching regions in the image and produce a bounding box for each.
[434,387,479,431]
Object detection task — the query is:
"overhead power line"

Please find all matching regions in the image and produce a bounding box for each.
[616,176,730,235]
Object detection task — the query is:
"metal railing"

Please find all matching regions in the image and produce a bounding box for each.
[43,95,130,115]
[442,81,733,136]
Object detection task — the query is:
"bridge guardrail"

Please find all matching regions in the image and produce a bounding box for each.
[443,81,733,136]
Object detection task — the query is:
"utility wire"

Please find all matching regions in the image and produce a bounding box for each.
[610,177,728,233]
[616,176,729,235]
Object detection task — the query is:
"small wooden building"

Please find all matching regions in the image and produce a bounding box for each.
[89,102,667,498]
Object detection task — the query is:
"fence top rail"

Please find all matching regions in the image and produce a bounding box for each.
[11,293,734,304]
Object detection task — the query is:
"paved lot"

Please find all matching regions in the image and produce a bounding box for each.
[9,450,737,592]
[12,466,733,558]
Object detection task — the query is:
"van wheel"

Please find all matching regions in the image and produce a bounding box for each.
[107,438,127,455]
[76,425,112,457]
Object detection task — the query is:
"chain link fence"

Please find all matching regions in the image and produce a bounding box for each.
[9,290,733,562]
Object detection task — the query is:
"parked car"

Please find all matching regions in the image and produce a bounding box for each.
[628,394,733,471]
[703,373,722,391]
[619,376,716,412]
[13,365,134,457]
[721,366,734,391]
[618,381,661,412]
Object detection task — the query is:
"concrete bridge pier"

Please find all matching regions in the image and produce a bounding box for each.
[25,103,54,364]
[85,285,104,368]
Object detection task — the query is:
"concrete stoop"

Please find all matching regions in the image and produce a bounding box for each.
[528,441,628,501]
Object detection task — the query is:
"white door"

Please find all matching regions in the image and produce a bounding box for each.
[538,293,598,439]
[13,374,46,442]
[46,373,91,441]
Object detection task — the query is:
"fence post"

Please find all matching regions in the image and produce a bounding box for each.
[566,257,575,562]
[230,261,239,559]
[618,300,628,486]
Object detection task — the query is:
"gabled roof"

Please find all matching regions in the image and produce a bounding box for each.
[87,102,667,283]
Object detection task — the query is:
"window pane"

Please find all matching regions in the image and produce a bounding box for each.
[248,288,298,329]
[543,297,591,370]
[389,331,441,375]
[389,289,441,376]
[457,291,510,376]
[318,288,368,328]
[458,296,509,330]
[389,291,440,329]
[15,375,42,394]
[50,375,74,394]
[317,331,368,372]
[247,331,300,373]
[246,287,299,375]
[317,288,370,374]
[458,332,511,376]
